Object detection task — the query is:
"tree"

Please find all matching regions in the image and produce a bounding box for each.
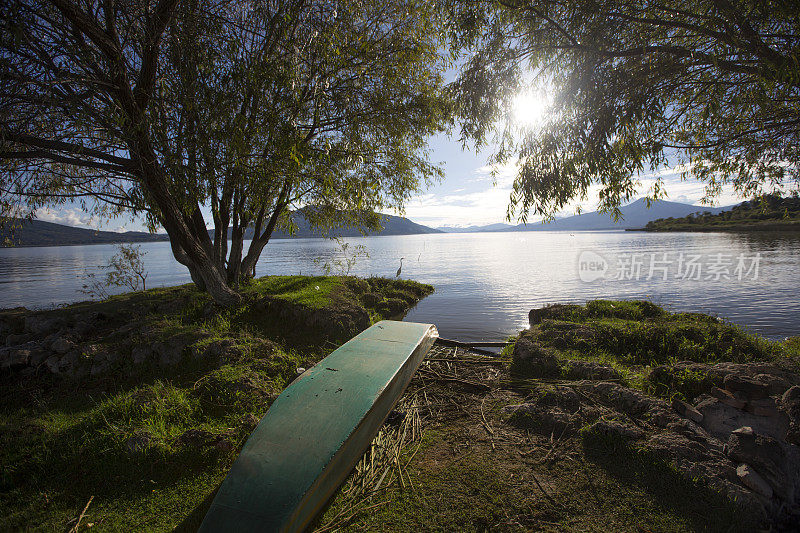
[0,0,449,305]
[80,243,148,299]
[450,0,800,221]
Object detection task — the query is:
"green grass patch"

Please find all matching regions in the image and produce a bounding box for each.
[513,300,795,401]
[528,300,786,367]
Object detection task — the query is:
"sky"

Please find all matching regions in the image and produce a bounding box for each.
[35,94,749,233]
[398,131,745,230]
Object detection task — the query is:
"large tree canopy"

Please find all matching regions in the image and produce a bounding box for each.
[451,0,800,221]
[0,0,449,304]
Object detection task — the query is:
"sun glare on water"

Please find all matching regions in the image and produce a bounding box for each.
[513,90,550,128]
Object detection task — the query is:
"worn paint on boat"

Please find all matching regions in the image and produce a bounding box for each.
[199,320,438,532]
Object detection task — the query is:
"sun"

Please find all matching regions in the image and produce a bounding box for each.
[512,90,550,128]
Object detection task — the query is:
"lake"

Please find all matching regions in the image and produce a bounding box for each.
[1,231,799,341]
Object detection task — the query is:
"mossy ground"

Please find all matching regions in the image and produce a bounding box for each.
[0,275,432,531]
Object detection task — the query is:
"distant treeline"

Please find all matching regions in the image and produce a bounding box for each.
[643,194,800,232]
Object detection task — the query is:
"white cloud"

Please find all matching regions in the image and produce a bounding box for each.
[35,207,96,229]
[33,207,154,233]
[471,160,519,187]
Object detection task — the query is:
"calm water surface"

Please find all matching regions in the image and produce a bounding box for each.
[1,231,798,341]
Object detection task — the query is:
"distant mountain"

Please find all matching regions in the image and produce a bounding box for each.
[2,211,440,247]
[499,198,733,232]
[270,211,442,238]
[1,219,169,247]
[436,223,514,233]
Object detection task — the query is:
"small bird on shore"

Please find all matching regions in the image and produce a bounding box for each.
[396,258,404,277]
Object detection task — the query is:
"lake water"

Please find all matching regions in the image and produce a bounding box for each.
[1,231,799,341]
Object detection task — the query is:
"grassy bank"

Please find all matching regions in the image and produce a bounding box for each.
[0,275,432,531]
[517,300,798,400]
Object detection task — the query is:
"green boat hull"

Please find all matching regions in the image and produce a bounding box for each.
[199,320,438,532]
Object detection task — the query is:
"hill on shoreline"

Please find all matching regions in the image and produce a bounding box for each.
[641,194,800,232]
[1,213,441,247]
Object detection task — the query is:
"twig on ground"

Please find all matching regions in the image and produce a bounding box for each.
[69,495,94,533]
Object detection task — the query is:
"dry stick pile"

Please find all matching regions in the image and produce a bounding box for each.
[314,344,506,532]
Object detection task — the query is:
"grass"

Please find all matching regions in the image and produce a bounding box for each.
[516,300,797,402]
[0,275,432,531]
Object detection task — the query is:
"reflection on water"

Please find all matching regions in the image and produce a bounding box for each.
[1,231,799,341]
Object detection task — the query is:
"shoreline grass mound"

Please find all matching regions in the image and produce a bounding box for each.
[0,275,432,531]
[504,300,800,528]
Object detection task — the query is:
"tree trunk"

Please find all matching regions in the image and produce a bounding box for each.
[132,135,241,307]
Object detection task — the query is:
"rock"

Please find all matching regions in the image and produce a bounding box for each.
[1,346,31,369]
[710,386,746,409]
[724,374,771,400]
[708,477,769,524]
[754,373,792,396]
[528,304,585,325]
[737,464,773,499]
[0,320,10,339]
[131,345,154,365]
[746,398,780,417]
[44,355,61,373]
[783,386,800,412]
[782,386,800,445]
[5,333,31,346]
[672,398,704,423]
[58,351,78,372]
[72,321,93,337]
[50,337,74,354]
[645,431,718,463]
[580,382,666,418]
[511,336,560,377]
[696,396,788,441]
[125,431,152,455]
[24,315,64,335]
[561,360,621,380]
[726,429,800,504]
[29,350,51,367]
[588,419,645,440]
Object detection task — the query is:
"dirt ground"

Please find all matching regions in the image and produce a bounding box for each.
[315,343,755,533]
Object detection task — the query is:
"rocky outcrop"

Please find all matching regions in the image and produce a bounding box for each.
[503,366,800,527]
[255,296,370,342]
